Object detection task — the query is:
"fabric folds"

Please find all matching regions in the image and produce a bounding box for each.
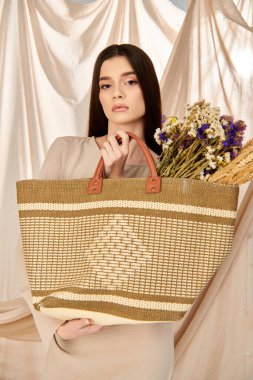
[0,0,252,379]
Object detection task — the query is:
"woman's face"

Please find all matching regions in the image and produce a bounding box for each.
[98,56,145,127]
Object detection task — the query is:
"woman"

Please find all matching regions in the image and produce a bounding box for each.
[20,44,174,380]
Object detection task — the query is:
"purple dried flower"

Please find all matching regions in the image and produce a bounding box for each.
[221,116,246,149]
[159,131,168,142]
[235,120,247,131]
[220,115,234,124]
[196,124,209,140]
[230,150,239,159]
[223,137,235,147]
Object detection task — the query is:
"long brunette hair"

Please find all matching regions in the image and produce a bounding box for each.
[88,44,162,155]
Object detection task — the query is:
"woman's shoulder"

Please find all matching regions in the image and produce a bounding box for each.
[51,135,94,148]
[39,136,100,179]
[48,135,100,156]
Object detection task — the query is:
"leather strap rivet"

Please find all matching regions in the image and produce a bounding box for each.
[151,187,156,192]
[94,180,98,185]
[93,188,97,192]
[152,178,156,183]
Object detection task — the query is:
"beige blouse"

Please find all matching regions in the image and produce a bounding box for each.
[18,136,174,380]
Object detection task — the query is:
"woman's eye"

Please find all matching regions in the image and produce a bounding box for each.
[125,80,137,86]
[100,84,111,90]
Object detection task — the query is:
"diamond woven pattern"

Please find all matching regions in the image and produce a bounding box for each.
[17,177,238,322]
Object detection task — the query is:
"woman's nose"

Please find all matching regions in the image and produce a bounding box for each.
[113,84,125,99]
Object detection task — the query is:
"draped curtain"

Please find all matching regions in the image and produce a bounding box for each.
[0,0,252,379]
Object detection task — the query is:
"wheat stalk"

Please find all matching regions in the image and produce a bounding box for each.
[208,139,253,185]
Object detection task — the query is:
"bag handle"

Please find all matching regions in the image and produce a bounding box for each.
[88,132,161,194]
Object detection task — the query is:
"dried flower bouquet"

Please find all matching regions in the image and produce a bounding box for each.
[154,100,251,185]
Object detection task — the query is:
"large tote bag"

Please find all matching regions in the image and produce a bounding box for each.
[16,133,239,325]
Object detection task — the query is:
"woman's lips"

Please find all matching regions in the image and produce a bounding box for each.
[113,107,128,112]
[112,105,129,112]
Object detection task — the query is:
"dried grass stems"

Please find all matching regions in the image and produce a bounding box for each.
[209,139,253,185]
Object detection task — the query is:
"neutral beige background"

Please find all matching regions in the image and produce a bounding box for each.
[0,0,252,379]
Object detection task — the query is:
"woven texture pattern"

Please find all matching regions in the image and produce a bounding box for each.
[17,177,238,322]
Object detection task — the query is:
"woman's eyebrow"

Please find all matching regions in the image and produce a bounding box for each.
[99,71,136,81]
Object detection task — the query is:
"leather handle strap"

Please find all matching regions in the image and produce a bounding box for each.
[88,132,161,194]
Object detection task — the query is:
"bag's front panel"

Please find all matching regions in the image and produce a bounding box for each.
[17,178,238,322]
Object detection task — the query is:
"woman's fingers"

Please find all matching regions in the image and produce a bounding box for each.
[107,134,122,155]
[101,130,130,178]
[104,135,124,161]
[56,318,103,340]
[79,324,104,336]
[78,318,93,328]
[103,131,129,158]
[116,130,129,154]
[102,140,117,162]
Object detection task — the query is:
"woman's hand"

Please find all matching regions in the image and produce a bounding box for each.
[56,318,103,340]
[101,130,130,178]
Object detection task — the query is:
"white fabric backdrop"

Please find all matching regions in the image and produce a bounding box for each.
[0,0,252,379]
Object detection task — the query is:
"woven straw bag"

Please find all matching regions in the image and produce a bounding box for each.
[16,132,239,325]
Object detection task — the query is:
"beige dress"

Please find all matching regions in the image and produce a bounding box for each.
[19,136,174,380]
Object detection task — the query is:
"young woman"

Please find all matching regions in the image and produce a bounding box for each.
[21,44,174,380]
